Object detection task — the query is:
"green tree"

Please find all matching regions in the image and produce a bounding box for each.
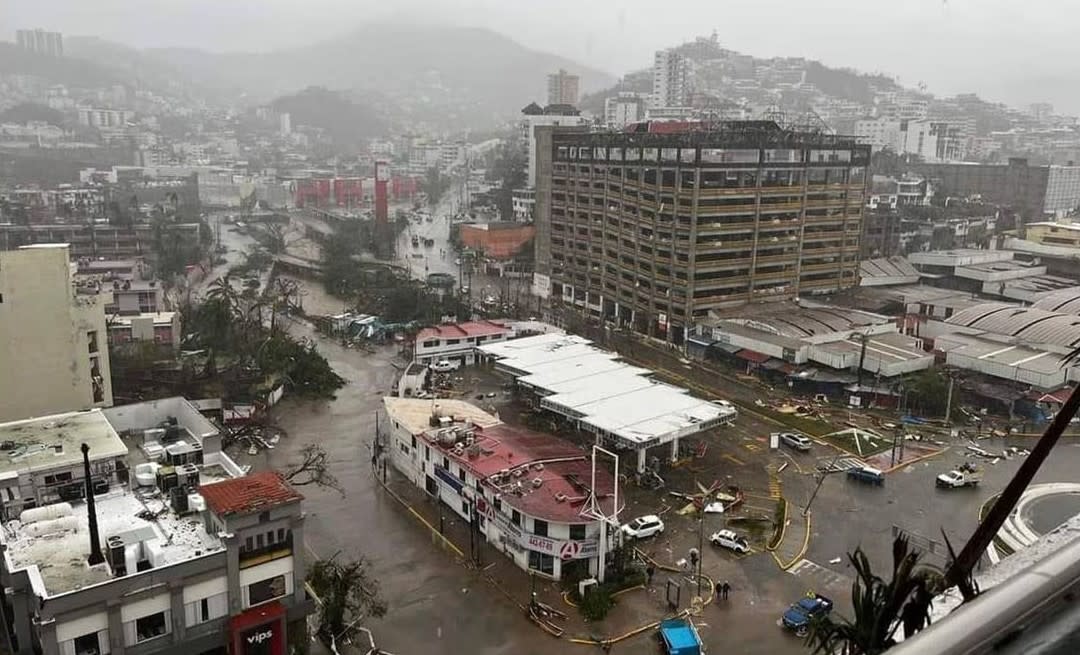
[808,536,939,654]
[905,369,949,417]
[307,555,387,647]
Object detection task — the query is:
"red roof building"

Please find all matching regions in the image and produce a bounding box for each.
[201,471,304,518]
[414,320,512,366]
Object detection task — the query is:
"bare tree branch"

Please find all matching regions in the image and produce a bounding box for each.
[284,443,343,495]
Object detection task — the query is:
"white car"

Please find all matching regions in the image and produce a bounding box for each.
[620,515,665,539]
[709,529,750,553]
[430,360,460,373]
[777,432,813,452]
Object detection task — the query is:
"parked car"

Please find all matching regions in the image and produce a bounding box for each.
[937,469,982,488]
[709,529,750,554]
[430,360,460,373]
[782,593,833,637]
[777,432,812,452]
[846,466,885,486]
[620,515,665,539]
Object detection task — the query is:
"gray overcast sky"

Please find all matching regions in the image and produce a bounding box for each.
[5,0,1079,111]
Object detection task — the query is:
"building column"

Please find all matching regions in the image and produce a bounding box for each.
[637,447,647,474]
[107,600,124,655]
[10,590,33,655]
[671,436,680,463]
[291,514,307,603]
[224,534,242,615]
[37,614,58,655]
[169,580,185,643]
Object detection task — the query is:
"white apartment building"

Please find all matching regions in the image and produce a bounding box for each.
[413,320,512,366]
[76,108,135,129]
[854,118,942,161]
[0,244,112,423]
[652,49,692,109]
[604,93,645,129]
[520,105,588,189]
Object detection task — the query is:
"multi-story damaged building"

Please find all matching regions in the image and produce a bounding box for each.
[533,121,870,344]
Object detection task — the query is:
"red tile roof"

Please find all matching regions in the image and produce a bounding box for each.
[416,320,510,343]
[201,471,303,517]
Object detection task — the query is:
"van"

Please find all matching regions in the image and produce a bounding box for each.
[846,466,885,486]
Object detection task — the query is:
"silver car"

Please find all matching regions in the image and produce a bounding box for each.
[778,432,812,452]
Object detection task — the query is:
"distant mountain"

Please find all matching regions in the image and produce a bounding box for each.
[0,42,122,90]
[68,24,615,129]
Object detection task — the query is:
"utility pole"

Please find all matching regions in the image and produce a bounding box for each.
[804,451,844,517]
[855,330,869,398]
[944,373,955,426]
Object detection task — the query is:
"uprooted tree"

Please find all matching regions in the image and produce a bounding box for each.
[307,553,387,647]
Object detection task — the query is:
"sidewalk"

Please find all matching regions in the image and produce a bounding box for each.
[771,508,811,571]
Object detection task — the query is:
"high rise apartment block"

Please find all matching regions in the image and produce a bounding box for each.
[652,50,692,109]
[546,69,580,106]
[533,121,871,343]
[15,29,63,57]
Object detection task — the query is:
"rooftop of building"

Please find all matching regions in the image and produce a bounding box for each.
[0,410,127,479]
[552,120,867,150]
[812,331,933,365]
[936,332,1069,376]
[382,397,502,436]
[384,401,619,523]
[1026,221,1080,231]
[108,311,177,327]
[1033,289,1080,315]
[859,257,921,286]
[908,249,1015,267]
[200,471,302,518]
[945,302,1080,352]
[999,279,1080,300]
[702,301,892,340]
[3,487,224,598]
[416,320,511,343]
[478,334,734,448]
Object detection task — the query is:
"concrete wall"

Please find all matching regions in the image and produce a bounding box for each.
[0,245,113,422]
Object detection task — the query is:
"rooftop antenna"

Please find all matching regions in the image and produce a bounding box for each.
[82,443,105,566]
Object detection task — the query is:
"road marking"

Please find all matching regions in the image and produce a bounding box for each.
[787,558,853,591]
[722,454,746,466]
[743,442,762,452]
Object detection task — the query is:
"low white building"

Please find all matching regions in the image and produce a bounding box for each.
[414,320,512,366]
[382,398,620,581]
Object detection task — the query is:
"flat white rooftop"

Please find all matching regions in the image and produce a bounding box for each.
[4,489,223,597]
[481,335,736,448]
[0,410,127,478]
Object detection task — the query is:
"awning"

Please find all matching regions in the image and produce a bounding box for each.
[736,349,770,364]
[760,359,795,373]
[1027,387,1074,405]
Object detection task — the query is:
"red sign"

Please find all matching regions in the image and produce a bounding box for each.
[559,541,581,560]
[229,601,286,655]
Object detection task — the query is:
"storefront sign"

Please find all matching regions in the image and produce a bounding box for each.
[229,602,285,655]
[433,465,464,494]
[523,533,598,560]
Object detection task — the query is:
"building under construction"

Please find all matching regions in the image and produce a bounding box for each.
[532,120,871,344]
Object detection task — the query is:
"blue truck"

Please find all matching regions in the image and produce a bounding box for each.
[658,618,704,655]
[781,594,833,637]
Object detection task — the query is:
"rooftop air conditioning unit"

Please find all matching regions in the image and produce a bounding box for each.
[532,463,545,471]
[532,478,543,488]
[555,493,568,503]
[512,468,526,478]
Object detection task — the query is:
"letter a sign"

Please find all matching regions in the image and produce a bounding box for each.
[559,541,581,560]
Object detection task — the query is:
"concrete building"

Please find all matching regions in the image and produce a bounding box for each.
[652,49,692,109]
[519,103,589,190]
[604,93,645,129]
[477,333,737,472]
[382,398,620,581]
[1023,220,1080,249]
[511,188,536,221]
[414,320,512,366]
[15,29,63,57]
[533,121,871,343]
[546,69,580,106]
[0,245,112,422]
[866,174,932,211]
[77,108,136,130]
[912,158,1079,222]
[1,450,309,655]
[0,223,202,261]
[108,311,182,349]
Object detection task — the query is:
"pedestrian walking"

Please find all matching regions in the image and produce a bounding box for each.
[646,564,655,586]
[715,580,724,600]
[722,581,731,600]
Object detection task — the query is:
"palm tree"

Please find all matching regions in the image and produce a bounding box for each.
[808,536,939,655]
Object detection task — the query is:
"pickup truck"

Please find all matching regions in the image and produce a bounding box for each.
[658,618,704,655]
[936,470,982,488]
[781,593,833,637]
